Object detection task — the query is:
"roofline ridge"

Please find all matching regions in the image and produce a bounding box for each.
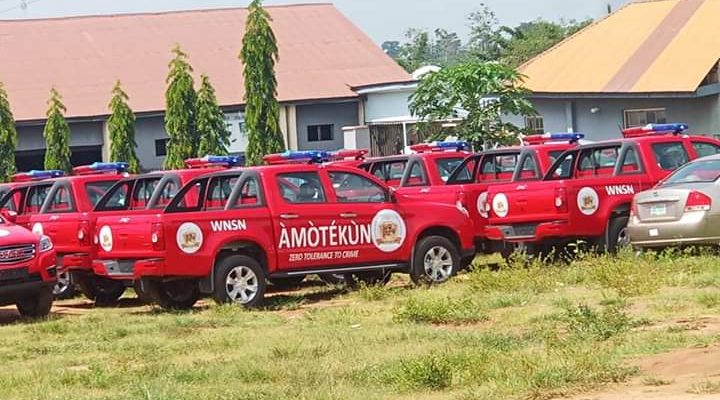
[0,3,334,23]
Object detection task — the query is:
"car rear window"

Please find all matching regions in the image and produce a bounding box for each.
[577,146,620,177]
[692,142,720,158]
[46,185,75,213]
[652,142,689,171]
[434,157,465,182]
[660,159,720,185]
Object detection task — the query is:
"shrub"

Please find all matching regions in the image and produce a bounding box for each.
[563,303,639,341]
[394,296,488,325]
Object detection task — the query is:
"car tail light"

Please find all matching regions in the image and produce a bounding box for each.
[151,222,165,250]
[684,191,711,213]
[554,188,567,212]
[77,220,91,246]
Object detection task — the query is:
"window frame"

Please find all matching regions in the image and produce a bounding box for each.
[524,115,544,135]
[40,181,77,214]
[94,180,135,212]
[276,171,328,204]
[401,159,429,187]
[623,108,667,129]
[514,152,541,181]
[155,138,169,157]
[227,172,266,209]
[328,171,389,203]
[307,124,334,142]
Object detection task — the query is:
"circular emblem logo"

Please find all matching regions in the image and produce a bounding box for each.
[0,229,10,238]
[99,225,113,252]
[477,192,489,218]
[176,222,203,254]
[577,187,600,215]
[32,223,43,236]
[492,193,509,218]
[371,209,407,253]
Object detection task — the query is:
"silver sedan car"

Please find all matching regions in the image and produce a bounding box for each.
[628,154,720,249]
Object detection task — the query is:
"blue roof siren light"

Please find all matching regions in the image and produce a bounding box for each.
[410,140,471,153]
[185,155,242,168]
[264,150,331,165]
[622,123,689,138]
[73,162,129,175]
[523,132,585,145]
[12,170,65,182]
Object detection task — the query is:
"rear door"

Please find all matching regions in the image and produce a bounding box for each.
[33,182,78,253]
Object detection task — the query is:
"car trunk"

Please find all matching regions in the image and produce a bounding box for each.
[95,212,161,260]
[634,183,712,223]
[488,180,566,226]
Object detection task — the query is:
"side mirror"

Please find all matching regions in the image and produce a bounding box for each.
[1,208,17,224]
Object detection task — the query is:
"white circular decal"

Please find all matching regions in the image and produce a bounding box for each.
[371,209,407,253]
[0,229,10,237]
[176,222,203,254]
[492,193,509,218]
[32,223,43,236]
[99,225,113,252]
[477,192,489,218]
[577,187,600,215]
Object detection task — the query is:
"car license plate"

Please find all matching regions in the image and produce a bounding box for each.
[650,204,667,217]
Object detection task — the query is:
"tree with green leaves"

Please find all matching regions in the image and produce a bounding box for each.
[196,75,230,157]
[164,45,197,169]
[467,4,500,61]
[107,80,140,173]
[43,88,72,173]
[0,82,17,182]
[409,62,536,147]
[240,0,285,165]
[496,19,592,67]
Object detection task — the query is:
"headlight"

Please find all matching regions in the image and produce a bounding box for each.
[39,235,54,253]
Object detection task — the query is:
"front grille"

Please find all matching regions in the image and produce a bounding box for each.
[0,244,35,265]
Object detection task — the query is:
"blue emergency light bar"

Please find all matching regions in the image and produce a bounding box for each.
[184,155,242,168]
[73,162,129,175]
[410,140,471,153]
[11,170,65,182]
[264,151,331,165]
[622,123,689,138]
[524,133,585,145]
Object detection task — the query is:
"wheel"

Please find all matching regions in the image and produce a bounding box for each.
[410,235,459,285]
[53,270,77,299]
[133,280,154,303]
[318,273,345,285]
[148,279,200,310]
[213,255,266,308]
[343,270,393,287]
[267,276,305,289]
[606,216,630,254]
[77,275,126,306]
[16,287,54,318]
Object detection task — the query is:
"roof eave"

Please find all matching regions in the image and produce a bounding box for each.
[529,84,720,100]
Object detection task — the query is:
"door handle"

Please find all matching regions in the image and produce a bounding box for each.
[339,212,357,218]
[49,216,59,221]
[516,185,527,191]
[280,213,299,220]
[119,217,130,223]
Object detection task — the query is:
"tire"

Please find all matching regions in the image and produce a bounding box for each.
[318,273,345,285]
[343,270,392,288]
[133,280,154,303]
[148,279,200,310]
[53,270,77,299]
[77,275,126,306]
[267,276,305,289]
[410,235,459,285]
[606,216,630,254]
[213,255,266,308]
[16,287,54,318]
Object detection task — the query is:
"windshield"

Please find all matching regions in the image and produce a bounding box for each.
[660,159,720,186]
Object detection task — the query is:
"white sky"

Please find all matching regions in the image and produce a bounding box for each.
[0,0,631,43]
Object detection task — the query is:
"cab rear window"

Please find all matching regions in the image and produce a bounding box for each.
[277,172,326,204]
[577,146,619,177]
[86,181,118,207]
[206,175,240,210]
[692,142,720,158]
[652,142,689,171]
[479,154,517,181]
[45,186,75,213]
[434,157,465,182]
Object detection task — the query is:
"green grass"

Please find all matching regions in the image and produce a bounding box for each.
[0,250,719,399]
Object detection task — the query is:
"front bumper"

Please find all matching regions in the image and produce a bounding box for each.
[0,250,57,304]
[628,212,719,248]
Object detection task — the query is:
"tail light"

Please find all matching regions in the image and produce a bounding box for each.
[684,191,711,212]
[554,188,568,213]
[77,220,91,246]
[151,222,165,250]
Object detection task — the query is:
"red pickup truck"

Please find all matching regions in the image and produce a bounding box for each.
[0,211,57,317]
[132,153,475,310]
[89,156,242,303]
[484,124,720,255]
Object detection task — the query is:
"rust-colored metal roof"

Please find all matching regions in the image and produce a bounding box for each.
[0,4,410,121]
[520,0,720,94]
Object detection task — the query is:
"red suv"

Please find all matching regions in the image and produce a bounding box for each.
[484,124,720,255]
[0,211,57,317]
[89,156,242,303]
[29,163,129,302]
[132,152,475,309]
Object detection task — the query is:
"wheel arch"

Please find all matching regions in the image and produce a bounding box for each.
[199,238,269,294]
[414,225,461,252]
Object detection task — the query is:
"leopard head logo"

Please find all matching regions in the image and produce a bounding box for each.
[376,221,401,245]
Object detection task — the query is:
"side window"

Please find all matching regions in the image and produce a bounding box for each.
[518,154,539,180]
[548,152,576,180]
[652,142,689,171]
[447,157,477,184]
[277,172,326,204]
[45,186,75,213]
[232,177,261,207]
[97,182,131,211]
[152,179,180,209]
[405,161,428,187]
[0,189,22,212]
[577,147,619,176]
[329,172,386,203]
[166,180,206,213]
[692,142,720,158]
[619,148,641,174]
[479,154,517,181]
[205,175,240,210]
[434,157,465,182]
[26,185,51,214]
[86,181,118,207]
[131,179,160,210]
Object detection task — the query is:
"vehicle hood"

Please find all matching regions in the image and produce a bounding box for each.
[0,222,40,246]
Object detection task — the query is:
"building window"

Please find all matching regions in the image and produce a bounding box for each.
[307,124,334,142]
[524,116,544,134]
[623,108,667,128]
[155,139,169,156]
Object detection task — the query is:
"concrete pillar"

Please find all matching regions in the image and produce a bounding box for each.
[564,101,576,133]
[284,104,298,150]
[101,119,111,162]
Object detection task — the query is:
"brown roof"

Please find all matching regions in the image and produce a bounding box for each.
[520,0,720,94]
[0,4,409,121]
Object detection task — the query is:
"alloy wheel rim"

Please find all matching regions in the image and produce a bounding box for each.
[225,266,259,304]
[617,227,630,248]
[53,271,70,296]
[423,246,453,282]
